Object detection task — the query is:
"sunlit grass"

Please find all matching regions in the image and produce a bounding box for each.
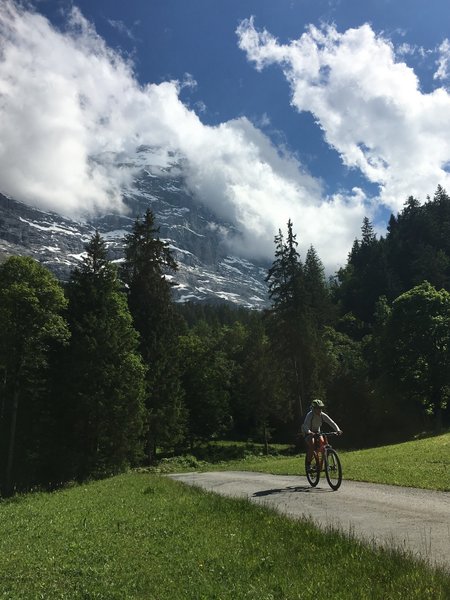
[339,432,450,490]
[155,432,450,491]
[0,472,448,599]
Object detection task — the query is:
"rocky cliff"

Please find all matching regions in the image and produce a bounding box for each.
[0,162,269,308]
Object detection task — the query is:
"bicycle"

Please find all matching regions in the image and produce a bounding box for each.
[305,432,342,491]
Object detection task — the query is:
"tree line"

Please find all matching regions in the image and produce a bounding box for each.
[2,188,450,495]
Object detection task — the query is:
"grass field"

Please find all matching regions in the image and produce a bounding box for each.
[1,472,449,599]
[1,433,449,598]
[155,431,450,491]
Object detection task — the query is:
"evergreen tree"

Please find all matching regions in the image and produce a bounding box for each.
[335,217,389,330]
[121,209,186,460]
[237,318,291,451]
[265,221,331,425]
[304,245,334,327]
[384,189,450,299]
[0,257,69,495]
[361,216,376,245]
[386,196,425,296]
[266,220,307,421]
[63,232,147,480]
[266,228,289,306]
[179,325,233,445]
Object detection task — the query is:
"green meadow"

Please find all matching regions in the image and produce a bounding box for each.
[1,433,450,599]
[0,472,449,600]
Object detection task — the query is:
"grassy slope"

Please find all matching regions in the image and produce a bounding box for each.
[165,432,450,491]
[1,473,449,599]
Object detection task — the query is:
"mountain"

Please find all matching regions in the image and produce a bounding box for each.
[0,150,269,308]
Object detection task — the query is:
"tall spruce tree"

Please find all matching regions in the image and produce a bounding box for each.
[121,209,186,460]
[304,245,333,326]
[63,232,147,480]
[266,221,333,428]
[386,190,450,295]
[265,220,308,422]
[336,217,389,330]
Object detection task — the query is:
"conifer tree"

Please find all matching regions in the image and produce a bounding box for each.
[266,220,307,421]
[304,245,333,326]
[238,318,290,452]
[336,217,388,329]
[266,222,333,426]
[121,209,187,460]
[179,325,233,446]
[63,232,147,480]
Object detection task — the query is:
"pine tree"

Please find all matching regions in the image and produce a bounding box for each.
[304,245,333,326]
[179,325,233,446]
[266,229,288,305]
[63,232,147,480]
[265,220,308,422]
[238,318,291,451]
[336,217,389,329]
[121,209,187,460]
[361,217,376,245]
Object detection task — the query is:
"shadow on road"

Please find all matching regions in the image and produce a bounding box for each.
[253,485,332,497]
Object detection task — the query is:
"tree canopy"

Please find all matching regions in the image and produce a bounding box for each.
[3,190,450,495]
[0,256,69,495]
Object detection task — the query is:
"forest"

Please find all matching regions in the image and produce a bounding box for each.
[1,186,450,496]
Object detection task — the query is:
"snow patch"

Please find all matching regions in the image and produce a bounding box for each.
[19,217,80,235]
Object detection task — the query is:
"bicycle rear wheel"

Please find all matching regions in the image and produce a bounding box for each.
[305,454,320,487]
[325,449,342,490]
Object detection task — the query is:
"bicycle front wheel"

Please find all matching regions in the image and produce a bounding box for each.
[305,454,320,487]
[325,449,342,490]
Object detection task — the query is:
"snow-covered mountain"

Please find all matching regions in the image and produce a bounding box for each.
[0,149,269,308]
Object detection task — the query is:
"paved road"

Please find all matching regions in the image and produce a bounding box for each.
[169,471,450,571]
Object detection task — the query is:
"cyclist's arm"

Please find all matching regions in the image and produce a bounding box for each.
[301,411,313,435]
[322,412,342,433]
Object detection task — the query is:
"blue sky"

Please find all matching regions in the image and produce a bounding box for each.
[2,0,450,270]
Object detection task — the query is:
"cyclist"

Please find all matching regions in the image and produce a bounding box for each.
[302,399,342,471]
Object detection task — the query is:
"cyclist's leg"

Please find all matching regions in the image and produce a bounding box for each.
[305,434,314,469]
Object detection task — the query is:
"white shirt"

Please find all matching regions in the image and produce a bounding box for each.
[301,410,340,435]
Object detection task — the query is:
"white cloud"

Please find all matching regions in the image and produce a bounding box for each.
[180,72,198,90]
[107,18,136,41]
[396,42,423,58]
[434,38,450,81]
[0,2,367,271]
[237,18,450,213]
[0,2,140,215]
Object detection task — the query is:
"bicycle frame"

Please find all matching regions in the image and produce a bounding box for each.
[305,431,342,490]
[312,432,335,469]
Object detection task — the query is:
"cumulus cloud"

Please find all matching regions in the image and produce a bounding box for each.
[237,18,450,213]
[0,1,367,270]
[0,2,140,215]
